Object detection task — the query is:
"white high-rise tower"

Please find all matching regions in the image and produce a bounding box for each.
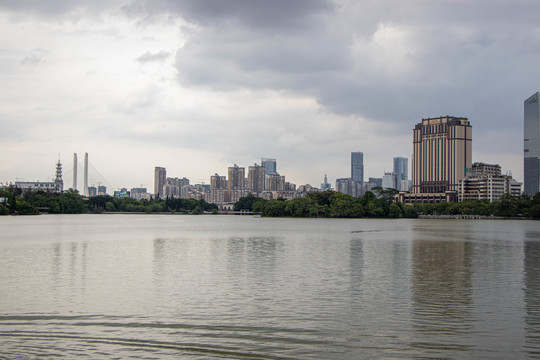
[72,153,78,191]
[83,152,89,196]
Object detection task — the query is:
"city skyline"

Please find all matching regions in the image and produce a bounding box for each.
[1,1,538,189]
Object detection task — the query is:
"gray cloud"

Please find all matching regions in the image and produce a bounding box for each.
[0,0,124,16]
[0,0,535,185]
[136,50,170,63]
[124,0,333,30]
[160,0,540,135]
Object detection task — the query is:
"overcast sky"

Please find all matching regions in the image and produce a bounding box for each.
[1,0,539,192]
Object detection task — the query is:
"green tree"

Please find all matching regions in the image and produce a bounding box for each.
[402,204,418,218]
[105,201,116,212]
[285,197,323,217]
[0,204,10,215]
[234,194,260,211]
[16,200,39,215]
[262,200,286,217]
[329,192,363,218]
[364,200,385,217]
[306,190,335,207]
[252,199,267,213]
[388,203,402,218]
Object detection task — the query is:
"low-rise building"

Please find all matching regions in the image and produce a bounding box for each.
[458,175,522,202]
[15,160,64,193]
[130,188,150,200]
[114,188,130,198]
[396,191,458,204]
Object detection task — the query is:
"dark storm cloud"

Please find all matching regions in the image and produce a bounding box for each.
[127,0,540,132]
[4,0,540,131]
[0,0,121,15]
[124,0,333,30]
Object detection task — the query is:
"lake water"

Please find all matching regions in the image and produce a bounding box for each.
[1,214,539,359]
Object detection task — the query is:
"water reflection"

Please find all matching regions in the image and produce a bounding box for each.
[524,238,540,359]
[2,216,539,359]
[348,239,363,295]
[411,237,473,354]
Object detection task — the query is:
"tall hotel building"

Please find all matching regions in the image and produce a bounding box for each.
[412,116,472,194]
[524,91,540,196]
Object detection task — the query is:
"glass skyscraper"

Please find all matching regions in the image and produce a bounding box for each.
[393,157,408,190]
[351,152,364,183]
[261,158,277,176]
[524,91,540,196]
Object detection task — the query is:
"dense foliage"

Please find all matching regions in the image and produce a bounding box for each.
[0,188,217,215]
[1,186,540,219]
[238,190,540,219]
[88,195,218,214]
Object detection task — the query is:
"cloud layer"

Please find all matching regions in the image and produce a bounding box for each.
[1,0,538,189]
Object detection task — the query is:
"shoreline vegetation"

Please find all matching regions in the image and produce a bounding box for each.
[1,187,540,219]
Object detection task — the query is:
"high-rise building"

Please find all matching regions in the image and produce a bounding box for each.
[261,158,277,175]
[72,153,77,191]
[248,164,266,193]
[393,157,408,190]
[382,172,396,189]
[154,167,166,198]
[261,158,277,188]
[163,177,189,198]
[228,164,245,192]
[83,152,89,196]
[524,91,540,196]
[210,173,227,190]
[266,174,286,191]
[335,178,362,197]
[412,116,472,194]
[369,177,382,187]
[351,152,364,183]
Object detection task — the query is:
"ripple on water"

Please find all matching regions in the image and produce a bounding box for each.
[0,314,343,359]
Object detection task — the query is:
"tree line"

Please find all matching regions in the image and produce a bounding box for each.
[2,186,540,219]
[234,189,540,219]
[0,187,217,215]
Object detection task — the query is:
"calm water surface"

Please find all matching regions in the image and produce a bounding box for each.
[1,215,540,359]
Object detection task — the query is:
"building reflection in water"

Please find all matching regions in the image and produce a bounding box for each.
[524,236,540,358]
[411,232,473,355]
[348,239,364,298]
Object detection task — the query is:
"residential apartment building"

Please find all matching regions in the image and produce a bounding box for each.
[248,164,266,193]
[154,167,166,198]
